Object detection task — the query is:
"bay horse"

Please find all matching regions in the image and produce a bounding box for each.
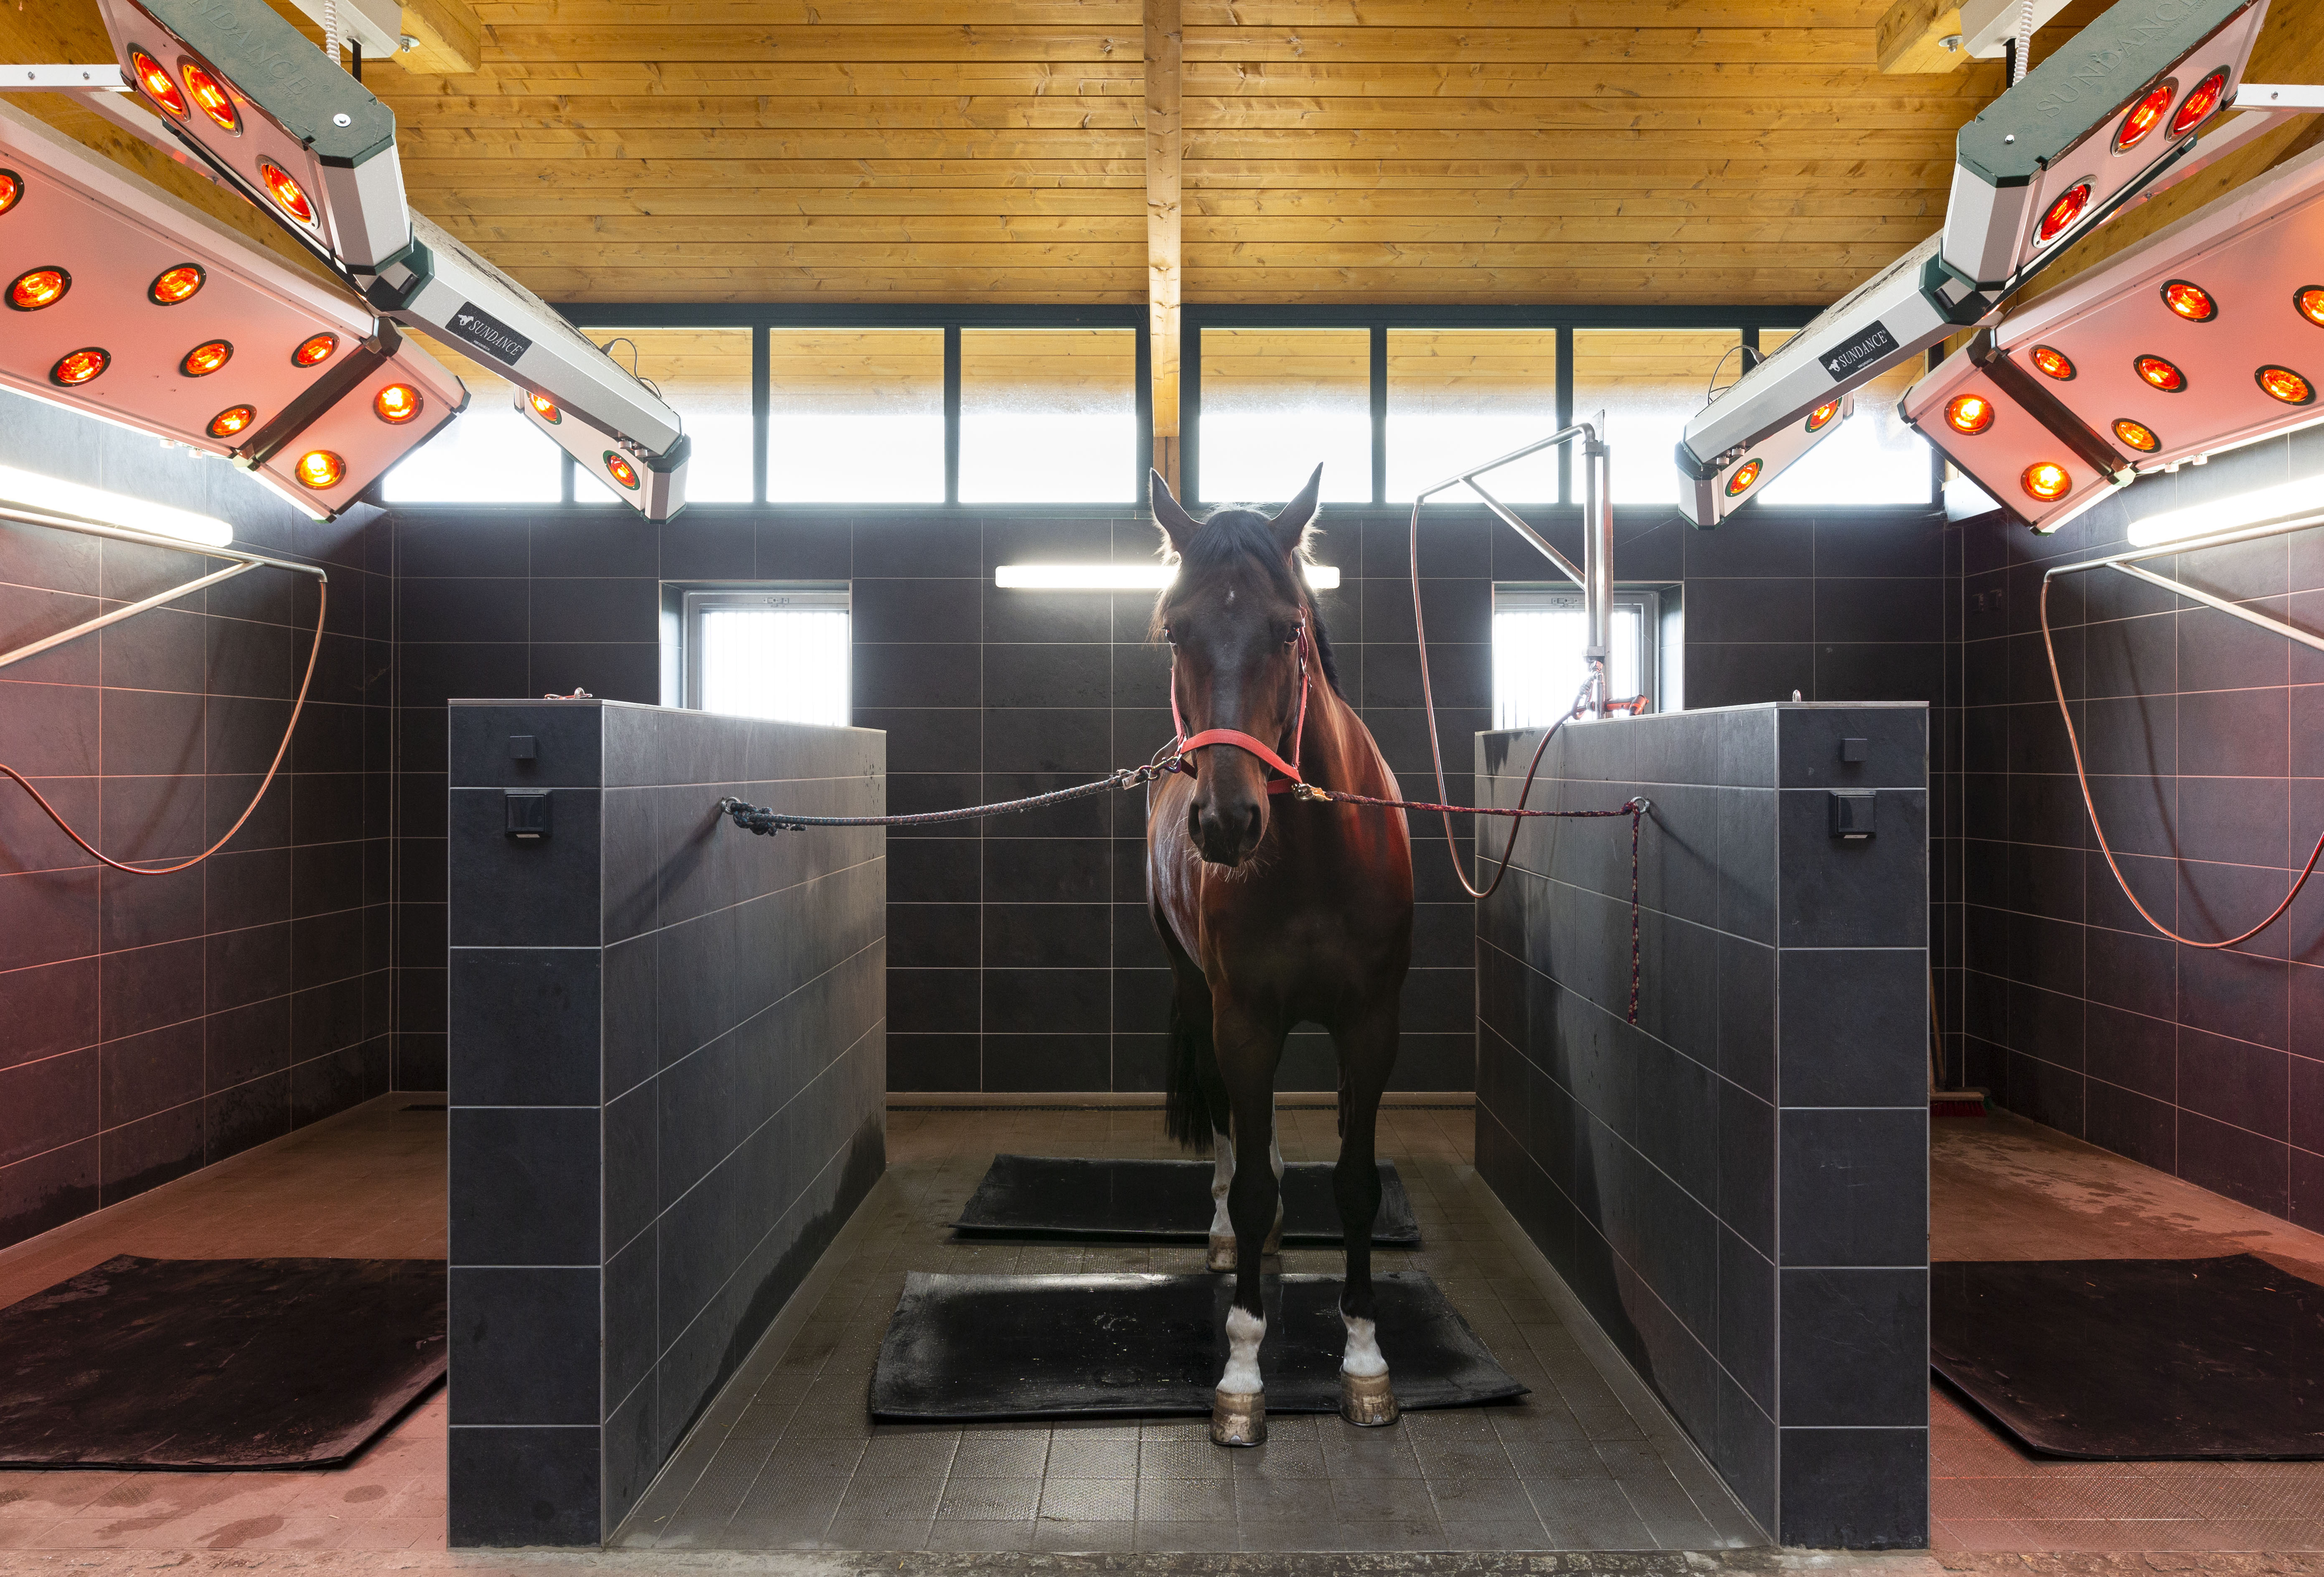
[1145,465,1416,1446]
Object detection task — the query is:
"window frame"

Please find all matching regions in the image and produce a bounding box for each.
[383,300,1941,512]
[1490,583,1664,726]
[673,582,852,725]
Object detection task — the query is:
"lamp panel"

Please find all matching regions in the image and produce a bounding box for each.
[1703,394,1854,518]
[0,100,462,520]
[249,338,467,517]
[1991,141,2324,477]
[1941,0,2267,293]
[1903,345,2123,534]
[92,0,410,274]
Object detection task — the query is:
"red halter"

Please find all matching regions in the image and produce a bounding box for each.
[1168,623,1311,795]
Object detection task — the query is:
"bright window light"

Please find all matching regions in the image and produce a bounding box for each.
[1754,331,1933,507]
[1198,328,1371,504]
[959,328,1137,502]
[577,329,752,504]
[1572,329,1741,507]
[769,329,944,503]
[383,332,560,504]
[1492,587,1656,728]
[0,461,232,548]
[996,563,1340,590]
[1387,329,1561,503]
[683,587,850,726]
[2126,475,2324,548]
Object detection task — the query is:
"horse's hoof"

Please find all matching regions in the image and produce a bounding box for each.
[1212,1388,1267,1447]
[1340,1370,1399,1428]
[1207,1234,1236,1273]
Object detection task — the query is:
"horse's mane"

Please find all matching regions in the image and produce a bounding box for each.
[1152,505,1344,696]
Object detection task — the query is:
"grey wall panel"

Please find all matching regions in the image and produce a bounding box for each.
[1476,702,1929,1549]
[445,700,885,1547]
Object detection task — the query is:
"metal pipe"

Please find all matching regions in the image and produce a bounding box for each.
[2108,560,2324,654]
[1415,422,1595,503]
[1464,475,1586,590]
[1584,422,1613,671]
[0,559,260,672]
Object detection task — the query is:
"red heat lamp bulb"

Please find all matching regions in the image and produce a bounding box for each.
[2134,354,2187,392]
[149,264,204,304]
[2170,70,2227,137]
[2035,182,2091,247]
[130,49,187,118]
[2022,462,2072,503]
[7,267,68,312]
[180,61,237,132]
[50,348,108,386]
[1944,394,1994,435]
[2114,82,2175,152]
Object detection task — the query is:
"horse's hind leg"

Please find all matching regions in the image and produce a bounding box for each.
[1212,1003,1284,1447]
[1207,1093,1285,1272]
[1332,999,1399,1427]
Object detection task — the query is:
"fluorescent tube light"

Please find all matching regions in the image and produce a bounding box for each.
[0,462,233,548]
[996,563,1340,591]
[2126,476,2324,548]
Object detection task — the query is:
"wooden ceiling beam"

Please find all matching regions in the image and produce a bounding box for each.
[398,0,485,73]
[1146,0,1182,493]
[1873,0,1966,73]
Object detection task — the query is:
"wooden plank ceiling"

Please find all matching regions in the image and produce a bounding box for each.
[20,0,2281,313]
[369,0,2053,306]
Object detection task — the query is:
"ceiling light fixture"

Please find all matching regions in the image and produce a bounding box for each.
[0,460,231,547]
[995,564,1342,591]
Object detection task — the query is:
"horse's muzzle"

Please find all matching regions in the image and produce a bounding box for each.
[1191,797,1265,867]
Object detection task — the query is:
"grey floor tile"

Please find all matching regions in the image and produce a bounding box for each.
[1140,1438,1235,1479]
[1137,1477,1237,1521]
[1529,1475,1657,1549]
[926,1518,1039,1551]
[1034,1518,1138,1552]
[833,1470,947,1522]
[1234,1438,1330,1480]
[1502,1437,1613,1479]
[936,1477,1043,1521]
[1330,1475,1439,1522]
[952,1431,1050,1476]
[1435,1515,1558,1551]
[818,1516,935,1551]
[1039,1478,1138,1521]
[1049,1438,1140,1478]
[1135,1520,1241,1551]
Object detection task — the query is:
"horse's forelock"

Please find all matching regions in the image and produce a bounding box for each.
[1152,504,1341,695]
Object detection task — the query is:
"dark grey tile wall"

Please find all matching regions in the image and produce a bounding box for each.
[1951,425,2324,1226]
[1476,703,1930,1549]
[445,700,885,1546]
[0,388,394,1252]
[390,499,1946,1099]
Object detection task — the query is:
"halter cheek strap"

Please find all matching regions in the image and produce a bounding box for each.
[1168,625,1312,795]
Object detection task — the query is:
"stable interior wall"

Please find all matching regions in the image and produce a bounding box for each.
[0,388,395,1252]
[1949,424,2324,1224]
[1476,703,1932,1549]
[386,498,1946,1100]
[444,700,885,1545]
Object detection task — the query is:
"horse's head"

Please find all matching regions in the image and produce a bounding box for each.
[1152,463,1323,868]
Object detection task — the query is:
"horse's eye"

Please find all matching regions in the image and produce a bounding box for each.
[1281,627,1299,645]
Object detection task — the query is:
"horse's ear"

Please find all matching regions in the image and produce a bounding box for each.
[1151,468,1201,556]
[1266,464,1323,557]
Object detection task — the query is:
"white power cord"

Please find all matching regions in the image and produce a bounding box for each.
[321,0,340,65]
[2013,0,2034,83]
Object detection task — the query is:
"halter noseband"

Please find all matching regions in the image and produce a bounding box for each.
[1167,622,1312,795]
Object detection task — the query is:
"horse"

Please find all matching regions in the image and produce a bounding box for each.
[1145,464,1416,1447]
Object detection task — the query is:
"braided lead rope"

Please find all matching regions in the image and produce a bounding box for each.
[716,762,1169,833]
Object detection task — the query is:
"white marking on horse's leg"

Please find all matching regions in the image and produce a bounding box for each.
[1340,1312,1388,1377]
[1220,1305,1266,1395]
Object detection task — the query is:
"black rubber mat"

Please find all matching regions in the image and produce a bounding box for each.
[0,1254,447,1468]
[871,1270,1524,1420]
[951,1155,1420,1246]
[1931,1254,2324,1459]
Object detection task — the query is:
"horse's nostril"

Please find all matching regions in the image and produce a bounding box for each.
[1188,803,1204,843]
[1244,805,1263,848]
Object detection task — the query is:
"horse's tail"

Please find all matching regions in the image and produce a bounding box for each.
[1163,990,1214,1151]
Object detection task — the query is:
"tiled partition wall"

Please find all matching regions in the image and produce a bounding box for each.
[389,499,1946,1098]
[445,699,885,1545]
[1476,703,1931,1548]
[1953,424,2324,1224]
[0,389,395,1251]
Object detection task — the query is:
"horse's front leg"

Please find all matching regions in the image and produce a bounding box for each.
[1211,1002,1283,1447]
[1332,998,1399,1427]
